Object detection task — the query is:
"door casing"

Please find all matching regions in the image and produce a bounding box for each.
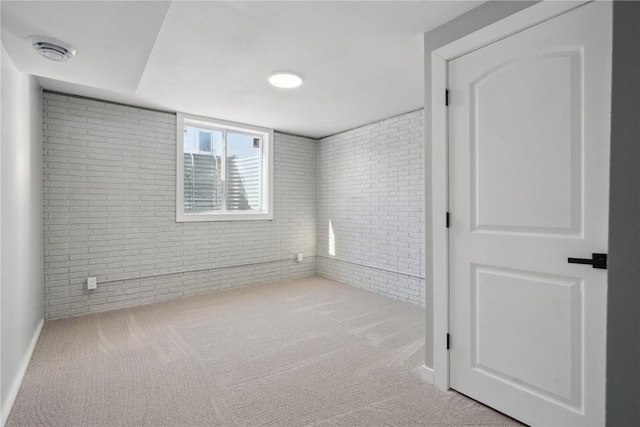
[430,0,596,391]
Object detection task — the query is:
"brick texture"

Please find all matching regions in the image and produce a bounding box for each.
[43,93,317,319]
[317,110,425,305]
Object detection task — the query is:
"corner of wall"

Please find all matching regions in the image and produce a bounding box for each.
[315,110,426,306]
[1,44,45,425]
[0,320,43,427]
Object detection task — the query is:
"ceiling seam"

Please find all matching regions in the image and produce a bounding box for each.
[42,89,319,140]
[318,107,425,141]
[42,89,175,115]
[132,0,175,96]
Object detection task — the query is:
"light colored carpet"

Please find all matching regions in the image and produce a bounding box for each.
[7,276,520,426]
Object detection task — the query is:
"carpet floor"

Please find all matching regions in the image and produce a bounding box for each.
[7,276,520,426]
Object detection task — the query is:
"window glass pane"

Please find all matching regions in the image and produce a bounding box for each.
[226,132,261,211]
[183,125,223,212]
[183,126,198,153]
[199,131,212,152]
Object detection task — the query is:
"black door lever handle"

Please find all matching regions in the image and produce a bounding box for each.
[567,253,607,269]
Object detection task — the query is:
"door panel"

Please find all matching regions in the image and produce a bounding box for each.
[471,265,581,405]
[471,51,582,234]
[448,2,611,426]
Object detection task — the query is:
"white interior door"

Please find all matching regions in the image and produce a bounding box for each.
[448,2,612,426]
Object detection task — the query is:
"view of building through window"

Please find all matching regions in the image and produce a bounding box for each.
[183,126,262,213]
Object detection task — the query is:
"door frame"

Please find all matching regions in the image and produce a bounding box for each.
[430,0,592,391]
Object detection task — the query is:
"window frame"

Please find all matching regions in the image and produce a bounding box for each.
[176,112,274,222]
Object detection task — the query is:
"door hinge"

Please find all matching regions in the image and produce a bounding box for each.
[447,333,450,350]
[446,212,450,228]
[445,89,449,106]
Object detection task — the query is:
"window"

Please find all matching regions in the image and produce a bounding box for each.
[176,113,273,221]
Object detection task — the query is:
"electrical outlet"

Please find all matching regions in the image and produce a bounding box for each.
[296,253,303,263]
[87,277,97,290]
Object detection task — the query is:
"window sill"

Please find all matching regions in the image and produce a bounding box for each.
[176,212,273,222]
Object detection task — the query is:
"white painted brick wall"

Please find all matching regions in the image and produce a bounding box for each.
[43,93,317,319]
[317,110,425,305]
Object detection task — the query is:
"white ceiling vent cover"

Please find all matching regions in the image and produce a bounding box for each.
[28,36,76,62]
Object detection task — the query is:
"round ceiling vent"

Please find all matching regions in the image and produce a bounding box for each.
[27,36,76,62]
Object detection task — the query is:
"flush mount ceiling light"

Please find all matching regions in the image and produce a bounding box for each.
[28,35,76,62]
[268,72,303,89]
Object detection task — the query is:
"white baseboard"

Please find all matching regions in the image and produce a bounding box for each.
[417,364,435,383]
[1,319,44,427]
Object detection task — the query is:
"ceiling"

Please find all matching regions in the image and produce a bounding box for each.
[2,1,482,138]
